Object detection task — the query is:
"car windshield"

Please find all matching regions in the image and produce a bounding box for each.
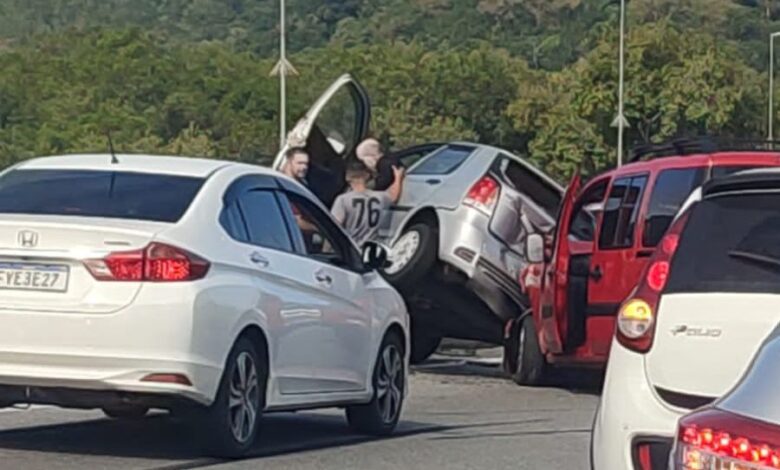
[0,169,204,223]
[667,193,780,294]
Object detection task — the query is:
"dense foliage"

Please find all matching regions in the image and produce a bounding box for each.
[1,0,779,179]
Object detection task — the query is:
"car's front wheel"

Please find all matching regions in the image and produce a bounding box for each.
[346,333,405,435]
[504,315,546,386]
[199,337,266,458]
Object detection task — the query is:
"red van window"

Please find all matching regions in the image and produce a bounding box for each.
[599,175,648,249]
[643,168,706,247]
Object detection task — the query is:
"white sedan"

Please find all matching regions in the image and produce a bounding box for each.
[0,153,409,457]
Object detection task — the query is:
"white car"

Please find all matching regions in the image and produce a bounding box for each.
[0,153,409,458]
[592,168,780,469]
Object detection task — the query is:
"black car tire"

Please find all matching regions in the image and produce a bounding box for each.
[504,315,546,386]
[384,223,437,292]
[198,337,267,458]
[346,333,405,436]
[102,405,149,420]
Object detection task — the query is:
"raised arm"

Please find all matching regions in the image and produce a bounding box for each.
[387,166,405,204]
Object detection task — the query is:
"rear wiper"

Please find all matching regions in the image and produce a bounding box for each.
[728,250,780,270]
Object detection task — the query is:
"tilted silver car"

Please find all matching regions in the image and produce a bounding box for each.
[273,74,563,363]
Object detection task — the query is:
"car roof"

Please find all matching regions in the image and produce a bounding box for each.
[14,154,258,178]
[593,151,780,180]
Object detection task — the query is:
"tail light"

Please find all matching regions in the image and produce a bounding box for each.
[463,175,500,215]
[674,408,780,469]
[85,242,209,282]
[616,211,691,353]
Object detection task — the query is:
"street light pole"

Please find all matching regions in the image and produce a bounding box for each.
[271,0,298,152]
[617,0,626,167]
[770,32,780,140]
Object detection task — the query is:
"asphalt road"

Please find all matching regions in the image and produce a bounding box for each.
[0,359,601,470]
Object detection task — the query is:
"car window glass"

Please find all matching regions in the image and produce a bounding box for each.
[599,175,648,249]
[711,165,760,179]
[569,179,609,242]
[220,201,249,243]
[314,85,359,157]
[643,168,706,247]
[237,190,293,252]
[409,145,475,175]
[501,156,562,215]
[284,194,358,269]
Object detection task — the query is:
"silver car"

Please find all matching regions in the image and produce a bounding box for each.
[380,143,562,363]
[273,74,563,363]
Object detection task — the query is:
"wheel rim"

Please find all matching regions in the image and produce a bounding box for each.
[228,351,260,444]
[385,231,421,275]
[376,344,404,424]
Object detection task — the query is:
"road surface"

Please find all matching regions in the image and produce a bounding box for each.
[0,359,600,469]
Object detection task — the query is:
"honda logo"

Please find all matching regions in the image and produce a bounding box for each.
[17,230,39,248]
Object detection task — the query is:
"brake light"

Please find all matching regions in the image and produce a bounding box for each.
[463,176,499,215]
[674,408,780,469]
[85,242,209,282]
[616,212,691,353]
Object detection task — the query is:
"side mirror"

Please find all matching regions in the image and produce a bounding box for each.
[526,233,545,264]
[362,242,390,271]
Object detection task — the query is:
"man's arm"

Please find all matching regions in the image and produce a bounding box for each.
[331,196,347,227]
[386,166,405,204]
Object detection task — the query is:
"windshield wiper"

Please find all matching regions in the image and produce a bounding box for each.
[728,250,780,270]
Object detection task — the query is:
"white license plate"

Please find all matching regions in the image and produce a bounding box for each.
[0,263,69,292]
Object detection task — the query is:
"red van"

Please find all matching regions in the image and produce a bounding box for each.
[508,139,780,385]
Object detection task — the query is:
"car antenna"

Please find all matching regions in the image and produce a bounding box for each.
[106,131,120,164]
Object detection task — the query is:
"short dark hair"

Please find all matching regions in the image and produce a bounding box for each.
[285,146,308,160]
[346,160,371,181]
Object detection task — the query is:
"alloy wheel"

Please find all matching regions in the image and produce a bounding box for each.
[376,344,404,424]
[385,231,421,275]
[228,351,260,444]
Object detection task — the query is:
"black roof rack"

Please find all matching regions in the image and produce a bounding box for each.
[629,137,780,163]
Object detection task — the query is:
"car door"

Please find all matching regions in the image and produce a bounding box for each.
[222,176,342,395]
[273,74,371,207]
[276,189,374,393]
[586,174,649,355]
[538,174,580,355]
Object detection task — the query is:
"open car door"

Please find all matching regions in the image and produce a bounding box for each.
[538,173,581,355]
[273,74,371,206]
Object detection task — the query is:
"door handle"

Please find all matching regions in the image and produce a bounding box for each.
[425,179,441,185]
[636,250,654,258]
[314,269,333,287]
[250,252,270,268]
[590,265,603,281]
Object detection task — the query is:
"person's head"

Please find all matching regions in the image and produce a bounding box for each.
[356,138,384,171]
[284,147,309,182]
[345,160,372,190]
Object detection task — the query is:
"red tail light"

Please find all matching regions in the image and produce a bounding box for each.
[616,211,691,353]
[85,242,209,282]
[463,175,500,215]
[674,408,780,469]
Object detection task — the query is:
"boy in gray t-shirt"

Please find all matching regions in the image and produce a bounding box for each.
[332,161,404,247]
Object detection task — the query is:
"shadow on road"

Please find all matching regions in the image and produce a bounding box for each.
[0,411,565,468]
[413,358,604,396]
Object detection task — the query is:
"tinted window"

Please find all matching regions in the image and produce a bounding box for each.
[667,194,780,294]
[220,201,249,243]
[0,169,203,222]
[643,168,706,247]
[502,157,562,215]
[238,191,293,252]
[569,179,609,242]
[409,145,474,175]
[599,176,648,249]
[711,165,760,179]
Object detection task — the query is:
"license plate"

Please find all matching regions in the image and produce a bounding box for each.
[0,263,69,292]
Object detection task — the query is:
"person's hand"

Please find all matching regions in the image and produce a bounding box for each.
[392,165,405,180]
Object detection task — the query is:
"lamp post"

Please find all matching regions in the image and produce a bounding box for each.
[769,32,780,140]
[615,0,628,167]
[271,0,298,151]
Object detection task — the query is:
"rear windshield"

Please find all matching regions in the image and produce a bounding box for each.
[409,145,474,175]
[0,169,204,222]
[667,193,780,294]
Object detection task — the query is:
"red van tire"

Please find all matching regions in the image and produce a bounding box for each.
[504,316,546,386]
